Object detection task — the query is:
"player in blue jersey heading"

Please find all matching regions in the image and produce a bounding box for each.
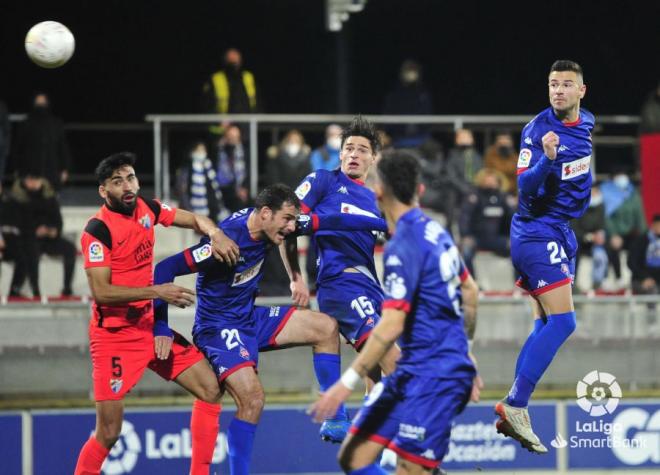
[494,60,594,453]
[310,151,481,475]
[153,184,388,475]
[291,116,401,443]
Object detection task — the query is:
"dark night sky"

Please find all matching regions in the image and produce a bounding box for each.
[1,0,659,121]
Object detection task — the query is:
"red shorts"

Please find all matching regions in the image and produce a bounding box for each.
[89,319,204,401]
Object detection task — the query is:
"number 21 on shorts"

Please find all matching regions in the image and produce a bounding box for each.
[547,241,568,264]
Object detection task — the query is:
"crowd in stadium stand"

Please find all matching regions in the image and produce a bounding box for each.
[0,52,657,298]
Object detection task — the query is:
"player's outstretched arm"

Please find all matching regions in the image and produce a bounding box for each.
[295,213,388,235]
[279,235,309,307]
[309,308,406,422]
[85,266,194,307]
[172,208,239,265]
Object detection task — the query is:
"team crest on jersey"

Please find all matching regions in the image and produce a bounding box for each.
[139,214,152,229]
[518,148,532,168]
[232,259,264,287]
[384,272,407,300]
[561,263,571,277]
[366,317,375,327]
[192,244,212,263]
[89,242,104,262]
[110,378,123,394]
[562,155,591,180]
[295,181,312,200]
[239,347,250,360]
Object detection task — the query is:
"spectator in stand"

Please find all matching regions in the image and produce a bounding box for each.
[573,184,608,290]
[265,129,311,188]
[202,48,259,137]
[413,145,449,226]
[459,168,515,278]
[261,130,312,296]
[484,132,518,193]
[445,128,483,231]
[0,98,10,189]
[628,214,660,295]
[4,171,76,298]
[382,59,434,148]
[601,170,647,286]
[175,141,227,222]
[309,124,342,172]
[640,81,660,134]
[214,124,249,212]
[13,92,71,190]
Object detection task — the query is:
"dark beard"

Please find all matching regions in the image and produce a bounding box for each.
[106,194,137,215]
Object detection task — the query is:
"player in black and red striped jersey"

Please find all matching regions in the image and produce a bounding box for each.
[74,152,239,475]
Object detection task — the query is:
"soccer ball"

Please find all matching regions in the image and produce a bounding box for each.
[25,21,75,68]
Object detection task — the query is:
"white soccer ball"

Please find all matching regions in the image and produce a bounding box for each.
[25,21,75,68]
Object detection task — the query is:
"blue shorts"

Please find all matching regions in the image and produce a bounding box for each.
[510,215,577,296]
[350,369,472,469]
[192,305,295,382]
[316,272,384,349]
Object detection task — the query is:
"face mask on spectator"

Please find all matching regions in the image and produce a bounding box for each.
[589,193,603,207]
[613,174,630,189]
[457,144,472,151]
[402,70,419,84]
[497,145,513,156]
[191,151,206,160]
[285,143,301,157]
[327,137,342,150]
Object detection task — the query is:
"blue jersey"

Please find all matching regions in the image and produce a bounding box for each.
[295,169,381,284]
[381,208,475,378]
[516,107,595,224]
[191,209,270,333]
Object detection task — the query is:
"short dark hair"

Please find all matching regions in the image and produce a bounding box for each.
[550,60,584,81]
[341,115,381,154]
[377,151,420,205]
[95,152,137,184]
[255,184,300,212]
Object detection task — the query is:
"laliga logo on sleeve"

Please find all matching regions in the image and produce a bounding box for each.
[576,370,622,416]
[89,242,104,262]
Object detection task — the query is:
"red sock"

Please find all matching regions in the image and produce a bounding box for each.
[74,437,110,475]
[190,399,222,475]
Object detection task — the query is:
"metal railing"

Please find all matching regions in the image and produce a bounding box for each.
[144,113,641,202]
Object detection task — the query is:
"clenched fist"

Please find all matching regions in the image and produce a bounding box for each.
[542,131,560,160]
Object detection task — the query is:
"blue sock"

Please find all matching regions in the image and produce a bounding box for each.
[508,311,576,407]
[514,319,546,377]
[348,463,388,475]
[227,418,257,475]
[313,353,348,419]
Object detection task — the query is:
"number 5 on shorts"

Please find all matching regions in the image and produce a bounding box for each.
[111,356,122,377]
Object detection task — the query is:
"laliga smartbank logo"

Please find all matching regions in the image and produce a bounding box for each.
[96,419,227,474]
[551,370,652,459]
[576,370,622,417]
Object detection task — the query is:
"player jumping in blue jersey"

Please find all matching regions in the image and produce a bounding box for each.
[290,116,402,443]
[310,150,482,475]
[154,184,388,475]
[494,60,594,454]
